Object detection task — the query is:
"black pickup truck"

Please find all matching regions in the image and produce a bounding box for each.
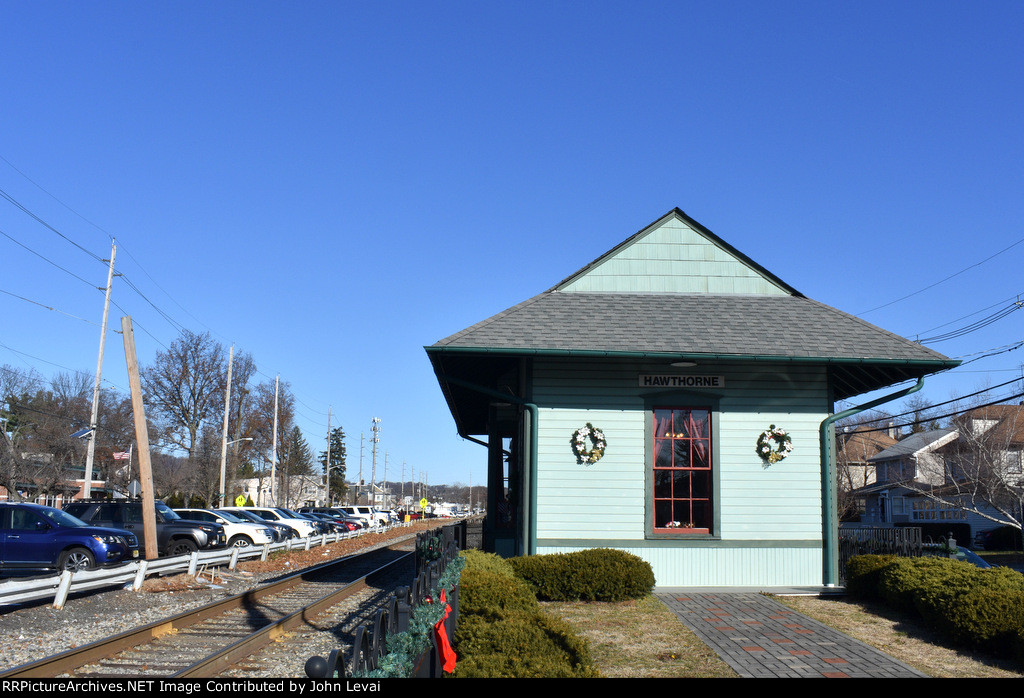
[64,499,227,557]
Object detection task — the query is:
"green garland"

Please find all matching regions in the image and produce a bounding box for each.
[355,554,466,678]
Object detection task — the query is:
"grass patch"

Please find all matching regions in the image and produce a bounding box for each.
[542,595,736,678]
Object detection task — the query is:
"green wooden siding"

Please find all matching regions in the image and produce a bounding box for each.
[531,357,828,586]
[557,216,791,296]
[534,542,823,587]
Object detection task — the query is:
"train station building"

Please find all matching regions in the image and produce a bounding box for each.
[426,209,956,587]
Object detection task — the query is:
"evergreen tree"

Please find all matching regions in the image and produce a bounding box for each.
[319,426,348,503]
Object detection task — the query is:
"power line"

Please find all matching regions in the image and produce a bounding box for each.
[0,288,101,326]
[0,185,105,263]
[842,375,1023,424]
[860,235,1024,315]
[916,298,1024,344]
[0,226,101,288]
[847,389,1024,435]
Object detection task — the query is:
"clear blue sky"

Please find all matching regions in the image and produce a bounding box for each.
[1,1,1022,485]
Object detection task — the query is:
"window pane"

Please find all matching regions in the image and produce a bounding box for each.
[692,439,710,468]
[655,439,672,468]
[655,500,674,528]
[672,410,690,437]
[691,501,711,529]
[673,439,691,468]
[654,469,673,498]
[654,410,672,438]
[696,471,713,498]
[673,469,691,498]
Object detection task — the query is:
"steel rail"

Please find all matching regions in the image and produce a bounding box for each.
[0,546,413,679]
[174,551,411,678]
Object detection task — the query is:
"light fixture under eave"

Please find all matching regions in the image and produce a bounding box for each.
[670,360,698,368]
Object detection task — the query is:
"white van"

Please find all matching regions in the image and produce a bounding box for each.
[339,506,389,527]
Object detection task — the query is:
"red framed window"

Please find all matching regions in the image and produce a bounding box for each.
[653,407,712,533]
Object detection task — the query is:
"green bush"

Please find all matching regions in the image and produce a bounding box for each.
[910,558,988,625]
[845,554,898,599]
[877,557,954,613]
[460,549,518,578]
[858,552,1024,664]
[458,567,539,620]
[452,548,600,678]
[509,548,655,602]
[941,587,1024,653]
[451,611,599,678]
[914,565,1024,652]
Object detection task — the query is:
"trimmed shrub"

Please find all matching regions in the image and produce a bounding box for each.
[845,554,898,599]
[914,565,1024,652]
[452,547,600,678]
[452,611,599,678]
[458,567,539,620]
[941,587,1024,653]
[460,549,518,578]
[861,552,1024,663]
[509,548,655,602]
[878,557,955,613]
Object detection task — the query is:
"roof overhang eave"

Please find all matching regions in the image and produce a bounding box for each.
[425,344,960,370]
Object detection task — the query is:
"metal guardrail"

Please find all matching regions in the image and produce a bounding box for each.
[0,523,410,610]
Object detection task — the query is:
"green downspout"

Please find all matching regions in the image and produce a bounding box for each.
[820,377,925,587]
[438,373,538,556]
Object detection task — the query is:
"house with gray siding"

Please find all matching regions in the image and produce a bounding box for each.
[426,209,957,587]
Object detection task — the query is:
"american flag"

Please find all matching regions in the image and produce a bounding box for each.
[113,451,131,460]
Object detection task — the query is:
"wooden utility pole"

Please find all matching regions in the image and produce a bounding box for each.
[83,242,116,498]
[121,316,158,560]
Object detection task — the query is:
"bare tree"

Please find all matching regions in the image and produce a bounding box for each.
[834,410,898,521]
[0,368,94,500]
[926,405,1024,531]
[877,399,1024,535]
[142,330,227,480]
[1,364,44,500]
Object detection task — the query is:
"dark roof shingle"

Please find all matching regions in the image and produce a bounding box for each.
[433,291,952,364]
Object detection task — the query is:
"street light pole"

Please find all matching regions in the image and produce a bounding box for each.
[218,344,234,507]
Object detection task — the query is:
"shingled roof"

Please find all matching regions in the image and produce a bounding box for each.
[427,209,958,423]
[433,291,950,364]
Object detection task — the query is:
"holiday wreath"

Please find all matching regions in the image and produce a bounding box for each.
[571,423,606,465]
[756,424,793,466]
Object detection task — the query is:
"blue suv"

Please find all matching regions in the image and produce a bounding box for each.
[0,502,140,575]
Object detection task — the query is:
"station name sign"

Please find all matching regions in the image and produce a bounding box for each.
[639,374,725,388]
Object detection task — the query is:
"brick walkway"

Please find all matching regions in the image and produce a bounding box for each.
[657,592,927,678]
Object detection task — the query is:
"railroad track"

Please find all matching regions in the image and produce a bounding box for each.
[1,545,414,679]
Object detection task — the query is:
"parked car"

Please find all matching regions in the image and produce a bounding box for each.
[173,508,276,547]
[227,509,294,541]
[292,511,331,535]
[64,499,227,557]
[922,543,992,569]
[297,507,365,530]
[973,526,1023,551]
[320,511,362,532]
[297,511,349,533]
[0,502,139,575]
[220,506,317,538]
